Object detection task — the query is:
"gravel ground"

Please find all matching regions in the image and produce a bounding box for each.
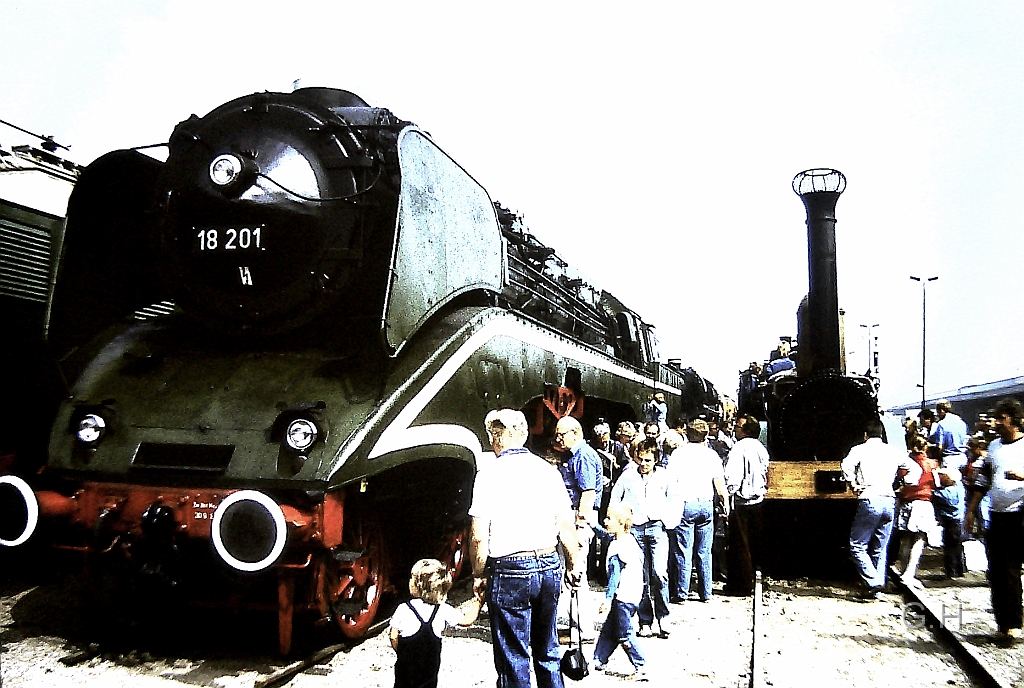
[760,578,970,687]
[2,545,1021,688]
[0,560,754,688]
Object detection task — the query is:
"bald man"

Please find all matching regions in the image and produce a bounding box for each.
[554,415,603,640]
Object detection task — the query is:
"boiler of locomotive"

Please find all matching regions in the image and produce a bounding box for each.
[154,89,399,334]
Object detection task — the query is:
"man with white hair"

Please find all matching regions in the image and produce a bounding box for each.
[469,409,581,688]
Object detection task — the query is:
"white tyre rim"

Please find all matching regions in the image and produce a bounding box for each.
[211,490,287,572]
[0,476,39,547]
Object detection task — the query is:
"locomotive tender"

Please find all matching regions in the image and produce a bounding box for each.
[0,88,717,653]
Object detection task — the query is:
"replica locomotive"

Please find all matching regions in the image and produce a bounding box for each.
[0,88,718,653]
[737,169,881,576]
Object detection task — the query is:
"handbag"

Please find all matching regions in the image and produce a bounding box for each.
[560,589,590,681]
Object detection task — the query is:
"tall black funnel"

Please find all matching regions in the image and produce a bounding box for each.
[792,169,845,376]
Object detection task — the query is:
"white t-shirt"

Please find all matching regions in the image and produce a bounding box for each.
[985,436,1024,513]
[668,443,725,503]
[468,447,571,558]
[389,599,463,638]
[607,533,644,606]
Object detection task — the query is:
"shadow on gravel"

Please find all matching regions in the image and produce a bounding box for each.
[841,632,946,652]
[2,560,492,684]
[0,553,360,683]
[763,580,861,601]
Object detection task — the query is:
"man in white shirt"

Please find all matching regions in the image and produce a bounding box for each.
[469,409,581,688]
[723,415,770,595]
[841,417,921,599]
[609,438,673,637]
[966,399,1024,639]
[667,419,729,602]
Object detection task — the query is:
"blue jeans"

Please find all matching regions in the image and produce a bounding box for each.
[631,521,670,627]
[674,500,714,601]
[593,599,645,669]
[850,496,896,590]
[488,550,564,688]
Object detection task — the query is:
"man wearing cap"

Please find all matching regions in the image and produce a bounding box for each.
[470,409,582,688]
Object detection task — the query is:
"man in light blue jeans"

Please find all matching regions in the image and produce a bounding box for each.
[842,418,921,598]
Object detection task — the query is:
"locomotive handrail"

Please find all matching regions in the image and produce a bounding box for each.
[506,256,613,346]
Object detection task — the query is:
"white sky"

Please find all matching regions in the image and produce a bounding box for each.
[3,1,1023,410]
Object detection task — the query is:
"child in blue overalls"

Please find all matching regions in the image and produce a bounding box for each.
[389,558,483,688]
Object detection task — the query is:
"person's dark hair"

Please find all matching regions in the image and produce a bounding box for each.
[633,437,660,457]
[736,415,760,439]
[865,418,884,439]
[994,398,1024,431]
[919,409,936,422]
[909,435,928,453]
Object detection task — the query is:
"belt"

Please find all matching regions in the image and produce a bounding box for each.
[493,546,557,560]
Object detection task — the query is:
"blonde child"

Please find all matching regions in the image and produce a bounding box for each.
[389,558,483,688]
[591,503,648,680]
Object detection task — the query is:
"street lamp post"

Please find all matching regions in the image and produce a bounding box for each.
[859,323,879,377]
[909,275,938,410]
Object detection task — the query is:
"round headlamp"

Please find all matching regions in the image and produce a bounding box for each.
[210,154,244,186]
[76,413,106,445]
[284,418,318,452]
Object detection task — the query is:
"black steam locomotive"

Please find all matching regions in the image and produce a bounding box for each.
[737,169,881,576]
[0,88,718,652]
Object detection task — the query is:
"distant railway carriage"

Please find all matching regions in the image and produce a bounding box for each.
[0,141,80,473]
[0,88,718,653]
[888,377,1024,428]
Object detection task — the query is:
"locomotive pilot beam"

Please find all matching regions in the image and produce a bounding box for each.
[1,88,718,653]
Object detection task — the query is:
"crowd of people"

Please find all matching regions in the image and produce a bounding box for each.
[388,404,772,687]
[844,397,1024,643]
[387,397,1024,687]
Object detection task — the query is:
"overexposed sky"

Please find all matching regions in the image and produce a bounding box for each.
[3,1,1022,409]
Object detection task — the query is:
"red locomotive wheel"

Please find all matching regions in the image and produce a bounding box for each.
[437,521,469,581]
[326,513,387,639]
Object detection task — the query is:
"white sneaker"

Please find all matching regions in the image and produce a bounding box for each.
[903,576,924,591]
[631,668,649,682]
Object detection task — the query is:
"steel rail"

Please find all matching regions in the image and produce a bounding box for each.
[750,570,764,688]
[889,566,1013,688]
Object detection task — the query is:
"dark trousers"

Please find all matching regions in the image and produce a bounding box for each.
[937,513,965,578]
[987,510,1024,633]
[727,501,762,594]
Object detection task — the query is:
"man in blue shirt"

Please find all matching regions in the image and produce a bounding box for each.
[934,399,970,579]
[936,399,969,467]
[554,416,603,639]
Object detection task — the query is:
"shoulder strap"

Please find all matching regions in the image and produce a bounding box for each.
[427,604,440,623]
[407,601,427,625]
